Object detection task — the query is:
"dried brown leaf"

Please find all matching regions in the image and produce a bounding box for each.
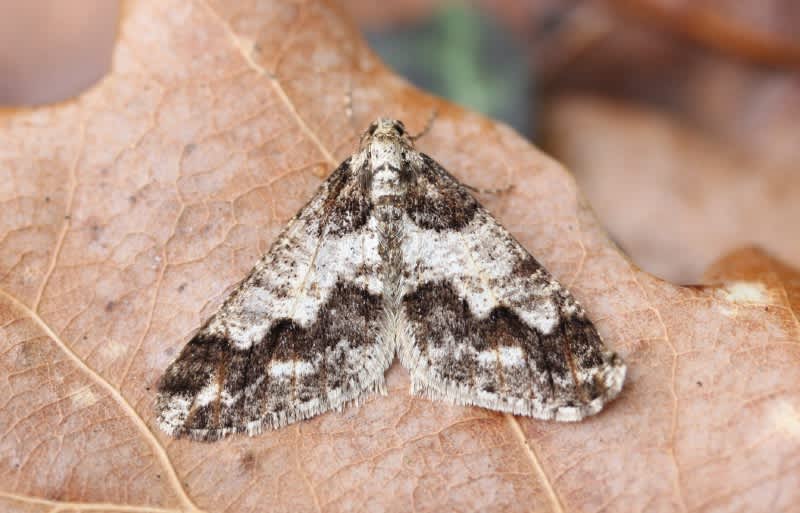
[608,0,800,68]
[1,2,798,513]
[704,246,800,316]
[543,94,800,284]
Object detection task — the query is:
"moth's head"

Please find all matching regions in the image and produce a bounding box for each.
[360,118,413,149]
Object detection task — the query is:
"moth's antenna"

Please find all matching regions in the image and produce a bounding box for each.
[410,108,439,141]
[344,81,361,137]
[461,181,515,196]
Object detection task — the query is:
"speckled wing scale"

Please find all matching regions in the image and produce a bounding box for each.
[156,118,626,440]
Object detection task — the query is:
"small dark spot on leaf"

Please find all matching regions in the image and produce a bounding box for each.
[46,488,65,501]
[240,451,257,472]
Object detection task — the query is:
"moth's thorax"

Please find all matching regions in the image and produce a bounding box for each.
[353,119,416,203]
[365,137,410,203]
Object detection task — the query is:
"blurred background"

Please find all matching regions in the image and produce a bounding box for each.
[2,0,798,283]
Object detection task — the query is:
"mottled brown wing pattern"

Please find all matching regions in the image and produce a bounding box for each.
[398,156,625,421]
[156,159,393,440]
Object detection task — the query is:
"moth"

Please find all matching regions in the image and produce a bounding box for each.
[156,118,626,440]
